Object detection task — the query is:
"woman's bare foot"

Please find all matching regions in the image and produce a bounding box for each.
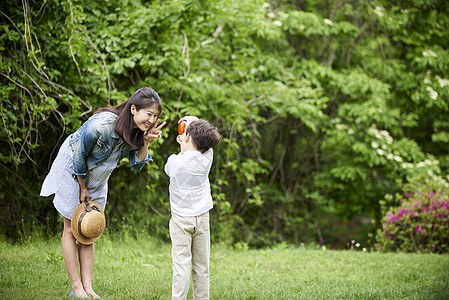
[85,288,101,299]
[71,286,88,298]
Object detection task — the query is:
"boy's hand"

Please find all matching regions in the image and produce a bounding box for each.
[177,116,198,145]
[179,116,199,128]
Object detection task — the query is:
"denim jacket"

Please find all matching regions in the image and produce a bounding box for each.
[69,112,152,179]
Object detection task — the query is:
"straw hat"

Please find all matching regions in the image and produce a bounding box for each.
[71,201,106,245]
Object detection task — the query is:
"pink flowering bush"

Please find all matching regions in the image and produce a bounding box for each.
[377,176,449,253]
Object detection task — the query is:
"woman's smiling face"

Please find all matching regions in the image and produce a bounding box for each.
[131,104,159,131]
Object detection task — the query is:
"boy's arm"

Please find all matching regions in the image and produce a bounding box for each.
[164,154,176,176]
[198,148,214,170]
[203,148,213,157]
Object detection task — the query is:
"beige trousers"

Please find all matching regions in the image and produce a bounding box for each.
[170,212,210,300]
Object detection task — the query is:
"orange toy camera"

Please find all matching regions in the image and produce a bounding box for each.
[178,120,187,135]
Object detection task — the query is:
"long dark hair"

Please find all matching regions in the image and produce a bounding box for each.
[95,87,162,149]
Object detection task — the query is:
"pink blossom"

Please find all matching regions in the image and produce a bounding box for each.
[415,225,424,235]
[405,193,409,198]
[429,192,435,196]
[386,212,397,224]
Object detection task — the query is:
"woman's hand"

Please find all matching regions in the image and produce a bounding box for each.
[143,119,166,144]
[79,187,90,203]
[77,177,90,203]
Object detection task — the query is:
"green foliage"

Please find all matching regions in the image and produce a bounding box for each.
[377,175,449,253]
[1,0,449,250]
[0,0,115,238]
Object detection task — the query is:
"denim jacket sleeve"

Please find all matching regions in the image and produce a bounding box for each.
[71,112,153,177]
[72,120,102,179]
[128,149,152,172]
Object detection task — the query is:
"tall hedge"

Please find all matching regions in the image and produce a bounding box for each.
[1,0,448,248]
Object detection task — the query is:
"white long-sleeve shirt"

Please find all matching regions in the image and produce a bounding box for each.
[164,149,214,216]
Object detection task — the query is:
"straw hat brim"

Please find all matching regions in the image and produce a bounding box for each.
[71,201,105,245]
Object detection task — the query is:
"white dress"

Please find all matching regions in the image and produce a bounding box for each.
[40,135,124,220]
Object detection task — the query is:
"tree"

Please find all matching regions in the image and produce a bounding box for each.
[1,0,447,249]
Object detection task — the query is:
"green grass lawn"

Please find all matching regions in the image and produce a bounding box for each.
[1,234,448,300]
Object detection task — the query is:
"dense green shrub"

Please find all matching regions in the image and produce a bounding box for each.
[377,176,449,253]
[2,0,449,250]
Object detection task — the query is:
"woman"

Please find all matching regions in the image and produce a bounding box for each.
[41,87,166,299]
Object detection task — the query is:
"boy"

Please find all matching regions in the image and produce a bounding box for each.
[164,116,221,300]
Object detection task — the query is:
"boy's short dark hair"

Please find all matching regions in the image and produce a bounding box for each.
[186,119,221,153]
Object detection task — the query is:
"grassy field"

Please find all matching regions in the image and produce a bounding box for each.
[1,234,448,300]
